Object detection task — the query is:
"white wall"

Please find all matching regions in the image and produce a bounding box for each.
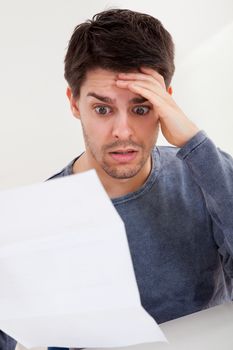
[0,0,233,189]
[170,21,233,153]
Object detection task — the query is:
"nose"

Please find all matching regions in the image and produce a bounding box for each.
[111,113,133,140]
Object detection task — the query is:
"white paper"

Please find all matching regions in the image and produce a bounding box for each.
[0,170,166,348]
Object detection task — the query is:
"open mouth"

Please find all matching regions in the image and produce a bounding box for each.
[111,150,136,154]
[109,149,138,162]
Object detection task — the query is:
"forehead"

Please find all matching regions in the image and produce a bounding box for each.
[83,68,119,87]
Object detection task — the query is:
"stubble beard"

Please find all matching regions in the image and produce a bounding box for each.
[101,152,148,179]
[82,126,152,180]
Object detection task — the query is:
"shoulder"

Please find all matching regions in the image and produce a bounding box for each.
[152,144,194,184]
[46,156,80,181]
[155,144,179,156]
[154,144,181,168]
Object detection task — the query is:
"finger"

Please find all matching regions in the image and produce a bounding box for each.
[117,71,164,90]
[118,72,155,83]
[140,67,166,90]
[116,79,166,100]
[115,80,164,108]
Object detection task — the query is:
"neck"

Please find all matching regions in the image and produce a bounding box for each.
[73,152,152,199]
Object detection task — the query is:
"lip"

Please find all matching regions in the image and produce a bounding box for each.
[109,149,138,163]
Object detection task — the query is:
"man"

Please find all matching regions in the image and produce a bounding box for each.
[2,7,229,350]
[45,7,233,350]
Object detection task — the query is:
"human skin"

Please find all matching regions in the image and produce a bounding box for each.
[67,67,200,198]
[115,67,200,147]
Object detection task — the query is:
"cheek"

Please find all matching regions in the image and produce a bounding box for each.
[138,118,159,139]
[81,117,111,144]
[141,122,159,149]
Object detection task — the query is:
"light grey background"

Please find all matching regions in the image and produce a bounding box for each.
[0,0,233,190]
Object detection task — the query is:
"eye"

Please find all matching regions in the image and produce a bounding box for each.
[132,105,151,116]
[94,106,112,115]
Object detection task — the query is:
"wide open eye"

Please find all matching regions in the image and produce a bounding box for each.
[132,105,151,116]
[94,106,112,115]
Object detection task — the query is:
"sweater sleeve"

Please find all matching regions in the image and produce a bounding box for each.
[0,330,17,350]
[176,130,233,277]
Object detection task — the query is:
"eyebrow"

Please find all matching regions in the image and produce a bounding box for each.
[86,92,148,104]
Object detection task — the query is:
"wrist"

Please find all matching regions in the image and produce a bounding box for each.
[178,127,201,148]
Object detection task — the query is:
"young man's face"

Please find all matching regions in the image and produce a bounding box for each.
[68,68,160,179]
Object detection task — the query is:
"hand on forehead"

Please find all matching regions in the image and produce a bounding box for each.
[117,67,167,90]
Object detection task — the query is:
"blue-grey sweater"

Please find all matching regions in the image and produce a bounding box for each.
[48,131,233,350]
[48,130,233,328]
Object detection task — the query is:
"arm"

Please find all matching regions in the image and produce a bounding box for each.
[176,130,233,277]
[0,330,17,350]
[177,130,233,240]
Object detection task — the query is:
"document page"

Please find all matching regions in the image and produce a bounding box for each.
[0,171,166,348]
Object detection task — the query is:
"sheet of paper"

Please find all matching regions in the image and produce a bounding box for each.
[0,170,166,348]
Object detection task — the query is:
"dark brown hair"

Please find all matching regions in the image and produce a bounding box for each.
[64,9,175,98]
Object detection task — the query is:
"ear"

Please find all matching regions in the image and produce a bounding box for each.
[66,87,81,119]
[167,86,173,95]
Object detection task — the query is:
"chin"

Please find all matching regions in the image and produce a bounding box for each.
[103,165,142,180]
